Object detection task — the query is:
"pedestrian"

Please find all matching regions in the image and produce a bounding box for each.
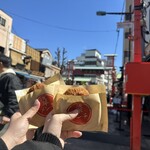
[0,99,82,150]
[112,93,122,121]
[113,93,122,108]
[0,54,22,134]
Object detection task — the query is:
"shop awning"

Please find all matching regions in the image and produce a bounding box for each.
[15,70,30,78]
[74,77,91,82]
[15,70,45,81]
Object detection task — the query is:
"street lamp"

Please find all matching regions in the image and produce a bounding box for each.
[96,11,132,16]
[97,3,143,149]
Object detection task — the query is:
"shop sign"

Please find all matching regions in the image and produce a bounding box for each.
[117,21,133,29]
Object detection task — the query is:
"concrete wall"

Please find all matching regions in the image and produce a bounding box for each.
[9,33,26,53]
[0,10,12,56]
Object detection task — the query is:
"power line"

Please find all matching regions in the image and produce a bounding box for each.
[2,9,116,33]
[114,0,125,54]
[114,29,120,54]
[12,26,18,35]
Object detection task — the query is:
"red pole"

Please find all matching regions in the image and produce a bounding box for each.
[133,0,142,62]
[131,96,142,150]
[130,0,142,149]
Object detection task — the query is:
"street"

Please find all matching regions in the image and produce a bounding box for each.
[65,131,129,150]
[64,112,150,150]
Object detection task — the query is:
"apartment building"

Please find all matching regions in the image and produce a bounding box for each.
[9,33,27,70]
[0,9,60,81]
[64,49,115,94]
[0,10,12,56]
[124,1,150,63]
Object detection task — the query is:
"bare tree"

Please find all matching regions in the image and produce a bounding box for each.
[55,48,61,67]
[54,47,67,74]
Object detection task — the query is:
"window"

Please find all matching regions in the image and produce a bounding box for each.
[125,5,132,21]
[125,32,130,39]
[85,61,96,65]
[124,51,130,58]
[0,16,6,27]
[0,46,4,54]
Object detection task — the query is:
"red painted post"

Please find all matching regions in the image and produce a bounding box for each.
[130,0,142,149]
[133,0,142,62]
[131,96,142,150]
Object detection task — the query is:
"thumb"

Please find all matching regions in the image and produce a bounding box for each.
[23,99,40,119]
[11,112,22,122]
[60,109,79,122]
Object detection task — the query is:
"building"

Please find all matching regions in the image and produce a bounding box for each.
[124,1,150,63]
[121,1,150,98]
[64,49,115,94]
[122,1,133,64]
[36,48,60,78]
[143,0,150,57]
[9,33,28,70]
[0,9,60,83]
[0,10,12,56]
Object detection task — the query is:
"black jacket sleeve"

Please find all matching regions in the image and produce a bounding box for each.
[0,138,8,150]
[0,133,62,150]
[12,133,62,150]
[0,73,22,117]
[37,133,62,149]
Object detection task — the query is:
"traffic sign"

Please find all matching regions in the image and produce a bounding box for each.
[117,21,133,29]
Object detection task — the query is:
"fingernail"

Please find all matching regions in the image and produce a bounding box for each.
[34,99,40,106]
[70,109,79,114]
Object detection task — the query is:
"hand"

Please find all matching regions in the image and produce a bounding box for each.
[1,99,40,150]
[0,116,10,124]
[43,110,82,148]
[26,129,36,140]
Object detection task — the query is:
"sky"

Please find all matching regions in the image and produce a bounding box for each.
[0,0,125,72]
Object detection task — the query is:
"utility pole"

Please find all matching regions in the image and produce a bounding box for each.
[97,1,144,149]
[130,0,142,149]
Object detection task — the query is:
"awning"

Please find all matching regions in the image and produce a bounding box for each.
[15,70,30,78]
[29,74,45,81]
[74,77,91,82]
[15,70,45,81]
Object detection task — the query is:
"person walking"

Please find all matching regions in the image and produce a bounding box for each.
[0,54,22,134]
